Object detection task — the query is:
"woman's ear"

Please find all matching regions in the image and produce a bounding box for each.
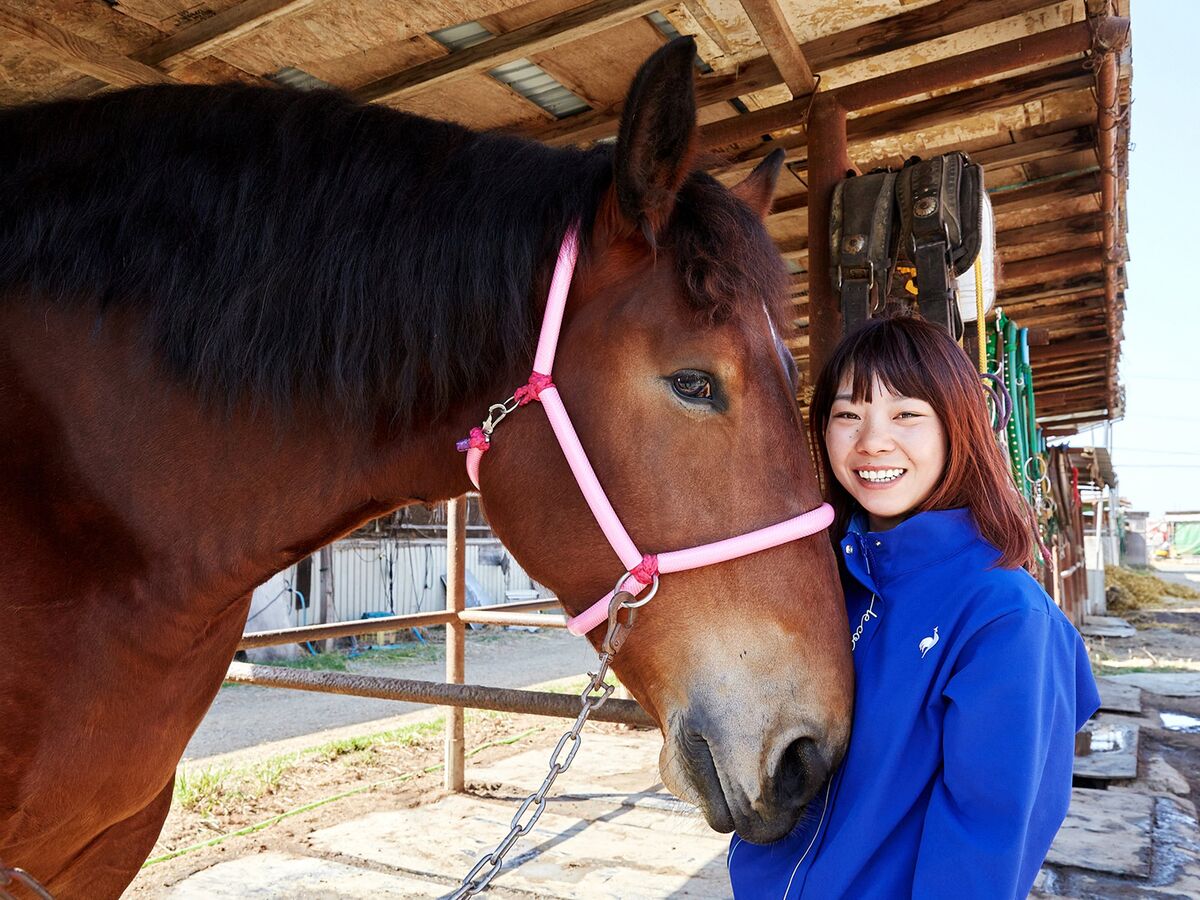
[731,149,787,220]
[612,35,698,246]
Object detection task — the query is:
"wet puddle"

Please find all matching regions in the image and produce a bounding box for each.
[1160,711,1200,733]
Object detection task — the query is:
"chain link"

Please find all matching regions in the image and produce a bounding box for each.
[1,860,55,900]
[447,596,631,899]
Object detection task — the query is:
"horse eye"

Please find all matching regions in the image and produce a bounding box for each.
[671,370,713,401]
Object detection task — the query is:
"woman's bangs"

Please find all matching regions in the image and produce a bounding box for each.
[844,327,934,407]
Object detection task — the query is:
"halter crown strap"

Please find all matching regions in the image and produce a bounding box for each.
[460,223,834,636]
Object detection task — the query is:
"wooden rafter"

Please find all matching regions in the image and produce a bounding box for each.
[134,0,322,71]
[537,0,1061,150]
[354,0,666,104]
[0,11,174,87]
[723,59,1093,168]
[740,0,816,96]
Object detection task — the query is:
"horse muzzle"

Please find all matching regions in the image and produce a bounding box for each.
[662,705,841,844]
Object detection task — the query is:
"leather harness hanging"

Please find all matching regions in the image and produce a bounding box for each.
[829,151,985,341]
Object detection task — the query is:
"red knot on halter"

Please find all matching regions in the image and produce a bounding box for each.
[455,426,491,455]
[515,372,554,405]
[628,554,659,587]
[457,222,834,637]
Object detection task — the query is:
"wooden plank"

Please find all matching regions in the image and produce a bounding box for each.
[990,169,1101,213]
[801,0,1060,73]
[997,211,1103,246]
[134,0,322,70]
[0,10,175,87]
[834,20,1103,112]
[1029,338,1110,362]
[741,0,816,96]
[531,48,783,146]
[354,0,666,104]
[727,60,1092,167]
[544,0,1060,149]
[1002,247,1104,283]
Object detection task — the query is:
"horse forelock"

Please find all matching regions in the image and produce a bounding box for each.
[666,172,792,337]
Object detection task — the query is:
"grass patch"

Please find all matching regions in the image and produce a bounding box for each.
[1105,565,1200,613]
[307,719,444,762]
[149,719,548,868]
[261,652,347,671]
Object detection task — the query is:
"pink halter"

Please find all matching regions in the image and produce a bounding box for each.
[459,225,834,636]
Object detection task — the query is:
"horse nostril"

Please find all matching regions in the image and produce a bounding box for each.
[776,736,827,805]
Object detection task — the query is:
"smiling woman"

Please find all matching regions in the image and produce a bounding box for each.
[726,314,1102,900]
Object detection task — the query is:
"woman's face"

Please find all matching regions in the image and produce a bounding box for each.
[825,373,948,532]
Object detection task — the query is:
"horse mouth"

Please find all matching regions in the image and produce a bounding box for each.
[666,716,832,844]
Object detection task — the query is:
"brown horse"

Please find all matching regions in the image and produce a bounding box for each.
[0,37,851,897]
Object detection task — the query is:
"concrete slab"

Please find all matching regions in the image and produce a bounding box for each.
[1096,676,1143,713]
[1075,714,1140,780]
[307,794,733,899]
[1046,787,1154,877]
[164,851,474,898]
[1106,673,1200,697]
[1082,615,1137,638]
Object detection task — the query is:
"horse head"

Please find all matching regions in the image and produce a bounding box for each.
[477,38,852,844]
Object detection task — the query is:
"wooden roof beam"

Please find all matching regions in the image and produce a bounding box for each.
[835,18,1126,112]
[134,0,321,70]
[741,0,817,96]
[0,10,175,87]
[1002,247,1105,285]
[997,211,1103,246]
[722,59,1092,167]
[354,0,665,104]
[540,0,1059,148]
[703,18,1125,150]
[990,169,1101,213]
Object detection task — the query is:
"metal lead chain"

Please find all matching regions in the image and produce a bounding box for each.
[447,599,630,899]
[1,860,55,900]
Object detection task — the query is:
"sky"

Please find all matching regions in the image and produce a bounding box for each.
[1066,1,1200,516]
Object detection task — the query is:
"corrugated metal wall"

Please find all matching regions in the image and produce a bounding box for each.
[245,538,547,631]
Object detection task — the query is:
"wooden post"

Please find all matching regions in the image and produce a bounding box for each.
[317,545,333,654]
[805,93,851,387]
[444,496,467,792]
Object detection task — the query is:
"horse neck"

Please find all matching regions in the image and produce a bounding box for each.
[0,300,505,628]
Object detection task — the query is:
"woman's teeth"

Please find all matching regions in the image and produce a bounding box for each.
[857,468,905,483]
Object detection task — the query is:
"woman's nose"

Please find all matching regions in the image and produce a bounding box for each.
[855,417,894,454]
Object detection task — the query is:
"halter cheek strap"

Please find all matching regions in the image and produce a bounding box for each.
[458,224,833,636]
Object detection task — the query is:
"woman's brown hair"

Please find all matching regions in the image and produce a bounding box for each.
[809,314,1036,569]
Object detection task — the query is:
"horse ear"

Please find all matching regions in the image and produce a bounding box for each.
[613,35,698,243]
[731,149,787,220]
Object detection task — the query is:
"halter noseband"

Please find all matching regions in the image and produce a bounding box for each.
[458,224,834,636]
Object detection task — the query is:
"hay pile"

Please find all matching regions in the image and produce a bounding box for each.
[1105,566,1200,612]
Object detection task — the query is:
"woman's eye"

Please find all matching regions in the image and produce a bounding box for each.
[671,370,713,401]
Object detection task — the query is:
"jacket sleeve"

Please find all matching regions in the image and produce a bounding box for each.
[911,606,1100,900]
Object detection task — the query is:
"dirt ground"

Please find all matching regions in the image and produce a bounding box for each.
[1083,562,1200,799]
[129,706,629,896]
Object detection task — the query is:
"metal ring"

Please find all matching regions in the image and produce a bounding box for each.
[1024,454,1048,483]
[613,570,660,609]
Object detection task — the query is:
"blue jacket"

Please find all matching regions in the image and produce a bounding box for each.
[728,508,1100,899]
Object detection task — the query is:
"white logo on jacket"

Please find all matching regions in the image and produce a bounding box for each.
[919,626,940,658]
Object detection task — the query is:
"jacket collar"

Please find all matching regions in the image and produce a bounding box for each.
[839,508,982,592]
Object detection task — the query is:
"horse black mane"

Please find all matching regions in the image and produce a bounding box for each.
[0,83,788,426]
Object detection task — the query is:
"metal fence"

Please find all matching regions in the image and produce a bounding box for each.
[234,497,649,795]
